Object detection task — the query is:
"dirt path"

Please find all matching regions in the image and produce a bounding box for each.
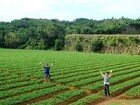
[97,98,140,105]
[96,94,140,105]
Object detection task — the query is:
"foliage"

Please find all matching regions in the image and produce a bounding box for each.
[90,38,103,52]
[0,83,54,98]
[70,94,103,105]
[0,85,67,105]
[54,39,64,51]
[125,85,140,97]
[75,42,83,51]
[65,35,140,54]
[0,17,140,49]
[4,32,20,48]
[0,49,140,104]
[32,90,85,105]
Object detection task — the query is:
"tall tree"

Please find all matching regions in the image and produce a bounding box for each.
[4,32,20,48]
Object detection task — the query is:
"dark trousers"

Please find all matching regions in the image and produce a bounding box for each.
[104,84,110,97]
[44,73,50,79]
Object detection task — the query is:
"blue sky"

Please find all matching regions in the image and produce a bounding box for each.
[0,0,140,22]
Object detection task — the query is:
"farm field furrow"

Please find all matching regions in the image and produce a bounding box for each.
[124,85,140,97]
[0,83,54,99]
[30,90,86,105]
[69,77,140,105]
[66,65,140,86]
[0,49,140,105]
[0,85,67,105]
[52,61,140,80]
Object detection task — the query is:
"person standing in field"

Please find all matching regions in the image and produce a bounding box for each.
[40,62,55,82]
[100,70,112,98]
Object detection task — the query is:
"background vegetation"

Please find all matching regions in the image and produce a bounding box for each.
[65,35,140,54]
[0,17,140,52]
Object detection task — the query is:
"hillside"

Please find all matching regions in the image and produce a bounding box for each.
[65,34,140,54]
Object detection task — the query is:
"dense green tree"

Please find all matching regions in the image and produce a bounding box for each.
[4,32,20,48]
[54,39,64,51]
[0,17,140,49]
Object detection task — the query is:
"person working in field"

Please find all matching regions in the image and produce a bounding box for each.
[40,62,55,82]
[100,70,112,98]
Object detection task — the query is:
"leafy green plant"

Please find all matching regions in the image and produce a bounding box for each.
[75,42,83,51]
[90,38,103,52]
[0,49,140,105]
[125,85,140,97]
[55,39,64,51]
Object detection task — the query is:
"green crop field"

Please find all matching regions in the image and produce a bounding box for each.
[0,48,140,105]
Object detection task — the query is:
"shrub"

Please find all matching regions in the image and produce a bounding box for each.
[128,36,140,44]
[55,39,64,51]
[75,42,83,51]
[108,37,117,46]
[90,38,103,52]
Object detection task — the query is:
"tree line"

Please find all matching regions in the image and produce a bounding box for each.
[0,17,140,50]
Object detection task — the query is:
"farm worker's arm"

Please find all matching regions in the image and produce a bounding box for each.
[39,62,44,67]
[109,70,112,77]
[100,70,104,77]
[50,61,55,67]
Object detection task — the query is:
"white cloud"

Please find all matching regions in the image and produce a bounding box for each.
[0,0,140,21]
[101,0,140,14]
[0,0,54,21]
